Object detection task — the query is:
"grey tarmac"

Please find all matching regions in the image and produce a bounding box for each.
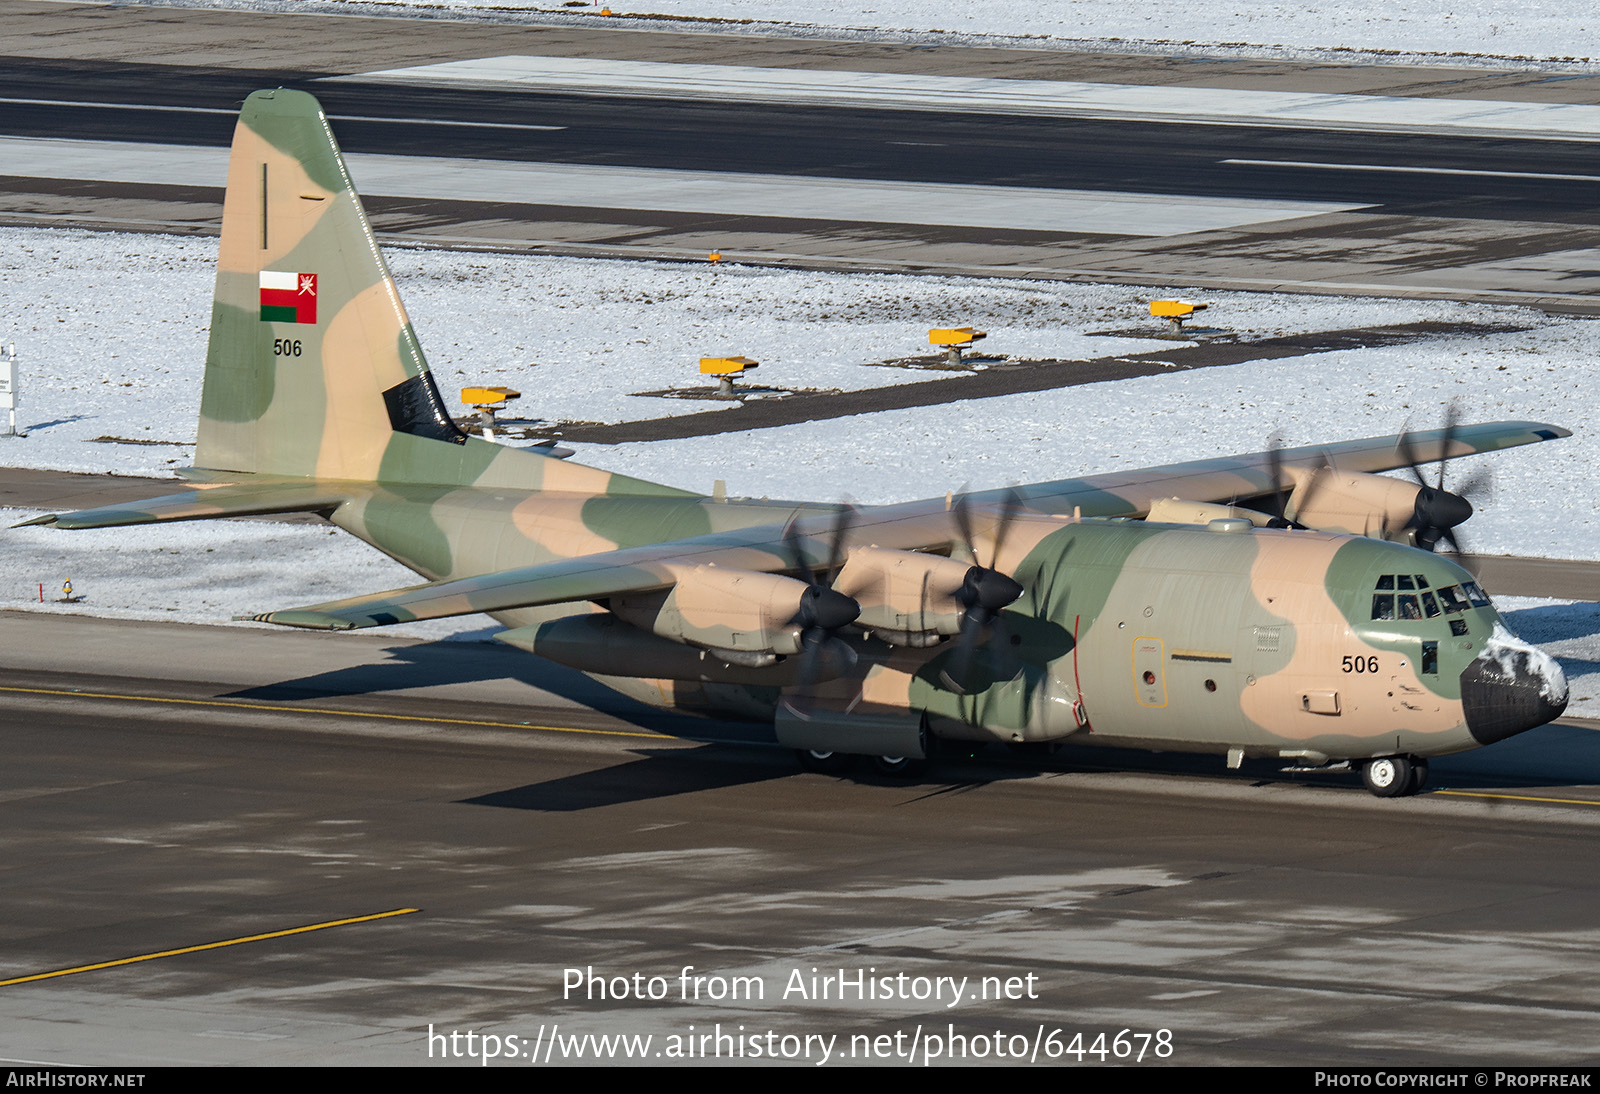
[4,610,1600,1065]
[6,3,1600,309]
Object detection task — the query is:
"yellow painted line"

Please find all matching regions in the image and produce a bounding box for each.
[0,684,670,740]
[0,908,419,987]
[1434,789,1600,807]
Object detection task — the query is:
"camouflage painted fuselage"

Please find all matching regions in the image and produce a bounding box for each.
[319,466,1555,764]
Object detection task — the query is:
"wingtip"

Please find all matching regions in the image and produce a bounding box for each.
[236,610,358,631]
[11,514,58,528]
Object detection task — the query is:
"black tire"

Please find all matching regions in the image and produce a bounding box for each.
[1408,757,1430,795]
[796,749,855,774]
[1362,756,1416,798]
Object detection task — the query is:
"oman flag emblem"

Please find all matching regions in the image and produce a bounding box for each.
[259,271,317,324]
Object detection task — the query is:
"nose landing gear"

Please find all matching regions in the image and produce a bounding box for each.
[1361,755,1429,798]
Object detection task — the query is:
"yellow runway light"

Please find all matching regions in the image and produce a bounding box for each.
[1150,300,1209,332]
[461,386,522,433]
[699,356,758,375]
[928,326,987,366]
[928,326,987,346]
[462,386,522,406]
[700,356,758,395]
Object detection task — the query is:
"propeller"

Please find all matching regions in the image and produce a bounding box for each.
[1261,433,1324,529]
[939,489,1027,694]
[779,505,862,713]
[1395,401,1493,554]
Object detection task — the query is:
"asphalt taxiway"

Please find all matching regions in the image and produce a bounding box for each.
[6,2,1600,308]
[5,609,1600,1066]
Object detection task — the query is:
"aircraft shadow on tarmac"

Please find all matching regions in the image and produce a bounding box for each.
[458,718,1600,812]
[458,742,1028,812]
[461,744,796,812]
[219,634,1600,803]
[222,633,707,734]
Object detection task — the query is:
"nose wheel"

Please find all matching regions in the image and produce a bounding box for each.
[1362,755,1429,798]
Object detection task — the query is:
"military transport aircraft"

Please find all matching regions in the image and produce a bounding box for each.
[22,89,1573,797]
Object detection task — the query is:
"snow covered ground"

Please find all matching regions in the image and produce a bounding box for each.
[2,226,1594,548]
[2,225,1598,717]
[142,0,1600,68]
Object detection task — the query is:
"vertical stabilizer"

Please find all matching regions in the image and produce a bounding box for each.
[195,89,693,499]
[198,88,462,480]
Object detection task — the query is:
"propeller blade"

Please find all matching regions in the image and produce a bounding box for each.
[1395,426,1429,490]
[1402,399,1486,553]
[1453,466,1494,503]
[938,616,985,694]
[988,487,1023,571]
[1437,399,1462,491]
[779,502,863,711]
[1265,434,1288,519]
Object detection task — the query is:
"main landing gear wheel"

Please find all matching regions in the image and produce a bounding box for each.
[796,749,855,774]
[872,755,920,777]
[1362,755,1423,798]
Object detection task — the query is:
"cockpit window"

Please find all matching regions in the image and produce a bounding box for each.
[1370,575,1489,620]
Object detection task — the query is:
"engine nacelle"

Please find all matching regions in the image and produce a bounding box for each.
[611,564,856,657]
[832,546,975,645]
[1287,470,1424,540]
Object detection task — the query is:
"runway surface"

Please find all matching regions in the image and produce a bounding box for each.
[3,3,1600,308]
[5,609,1600,1066]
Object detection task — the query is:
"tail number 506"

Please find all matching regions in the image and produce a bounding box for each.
[1342,655,1379,673]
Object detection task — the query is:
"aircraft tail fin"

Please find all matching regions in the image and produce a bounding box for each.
[196,88,689,497]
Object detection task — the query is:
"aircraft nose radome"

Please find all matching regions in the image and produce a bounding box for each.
[1460,625,1570,745]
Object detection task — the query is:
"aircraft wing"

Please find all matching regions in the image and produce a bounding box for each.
[242,521,837,630]
[241,419,1569,631]
[1004,419,1569,516]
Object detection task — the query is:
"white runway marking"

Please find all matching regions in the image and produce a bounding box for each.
[0,137,1365,237]
[340,56,1600,142]
[1224,159,1600,183]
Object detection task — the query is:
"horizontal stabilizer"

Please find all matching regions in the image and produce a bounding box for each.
[15,479,361,530]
